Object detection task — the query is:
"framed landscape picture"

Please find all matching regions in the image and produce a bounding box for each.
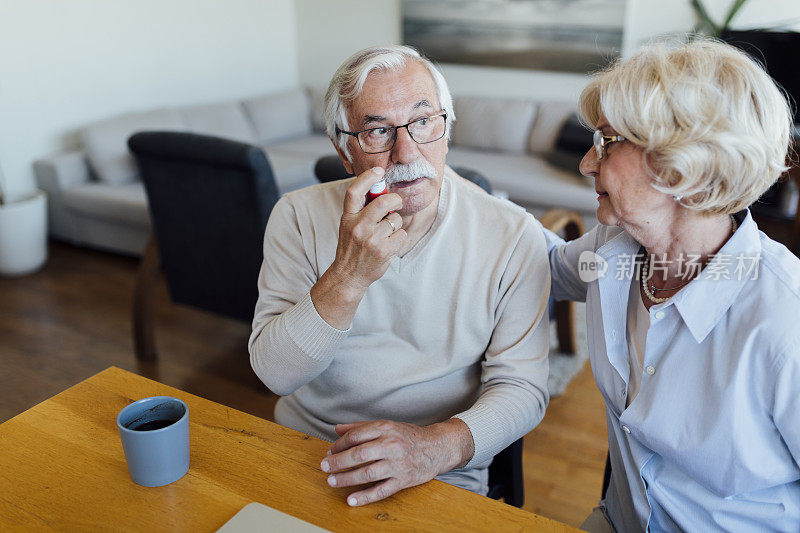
[403,0,626,73]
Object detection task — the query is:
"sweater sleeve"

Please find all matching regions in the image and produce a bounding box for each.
[452,215,552,468]
[248,196,349,396]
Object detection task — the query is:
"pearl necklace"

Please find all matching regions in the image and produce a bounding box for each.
[641,257,672,304]
[641,215,738,304]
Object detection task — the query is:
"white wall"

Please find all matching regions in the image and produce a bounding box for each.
[0,0,298,201]
[295,0,401,90]
[439,64,590,102]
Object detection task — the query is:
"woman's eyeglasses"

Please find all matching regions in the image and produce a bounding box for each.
[593,129,626,160]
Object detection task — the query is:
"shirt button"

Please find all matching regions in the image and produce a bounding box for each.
[646,365,656,375]
[622,425,631,434]
[654,311,665,320]
[620,387,626,397]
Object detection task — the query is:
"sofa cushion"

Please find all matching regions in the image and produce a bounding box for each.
[261,146,323,193]
[307,86,328,134]
[265,134,336,159]
[452,96,538,154]
[61,182,150,227]
[180,101,257,144]
[82,109,188,184]
[446,147,597,212]
[544,113,594,172]
[243,89,312,145]
[528,101,577,155]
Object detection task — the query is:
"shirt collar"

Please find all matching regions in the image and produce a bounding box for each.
[671,210,761,343]
[597,226,640,260]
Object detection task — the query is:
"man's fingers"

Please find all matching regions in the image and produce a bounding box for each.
[334,421,369,437]
[327,459,391,488]
[328,423,387,455]
[360,193,402,223]
[346,478,403,507]
[375,213,403,239]
[327,427,380,456]
[324,441,385,473]
[343,167,385,214]
[386,228,408,253]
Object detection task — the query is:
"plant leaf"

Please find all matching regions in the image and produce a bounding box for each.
[690,0,720,36]
[722,0,750,30]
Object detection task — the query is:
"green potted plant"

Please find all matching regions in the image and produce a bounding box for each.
[690,0,750,37]
[0,165,48,276]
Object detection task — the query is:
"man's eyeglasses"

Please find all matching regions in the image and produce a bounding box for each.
[336,112,447,154]
[593,129,626,160]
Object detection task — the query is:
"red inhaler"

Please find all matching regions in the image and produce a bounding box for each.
[366,178,388,204]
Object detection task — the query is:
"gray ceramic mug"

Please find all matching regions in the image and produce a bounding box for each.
[116,396,190,487]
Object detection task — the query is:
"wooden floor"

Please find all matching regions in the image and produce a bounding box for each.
[0,241,607,527]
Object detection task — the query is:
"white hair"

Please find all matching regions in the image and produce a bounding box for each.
[324,45,455,160]
[580,37,793,215]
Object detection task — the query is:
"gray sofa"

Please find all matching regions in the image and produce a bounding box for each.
[34,88,597,256]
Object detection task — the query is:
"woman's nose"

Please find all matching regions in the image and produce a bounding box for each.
[579,148,599,178]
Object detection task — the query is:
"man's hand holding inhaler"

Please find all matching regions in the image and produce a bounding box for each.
[309,166,406,330]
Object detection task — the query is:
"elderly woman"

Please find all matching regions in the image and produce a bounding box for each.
[545,39,800,531]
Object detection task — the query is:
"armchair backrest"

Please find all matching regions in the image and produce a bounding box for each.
[487,437,525,507]
[128,131,279,322]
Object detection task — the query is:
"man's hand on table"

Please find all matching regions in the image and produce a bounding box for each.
[320,418,475,506]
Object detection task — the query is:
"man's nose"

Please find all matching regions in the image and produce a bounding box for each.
[390,126,420,165]
[579,148,599,179]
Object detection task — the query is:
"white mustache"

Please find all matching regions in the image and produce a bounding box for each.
[384,160,437,185]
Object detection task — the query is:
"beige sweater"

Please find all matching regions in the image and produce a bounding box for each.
[248,172,550,493]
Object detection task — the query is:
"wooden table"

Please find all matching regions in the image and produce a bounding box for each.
[0,367,577,532]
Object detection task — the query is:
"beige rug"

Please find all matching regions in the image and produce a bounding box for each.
[547,302,589,397]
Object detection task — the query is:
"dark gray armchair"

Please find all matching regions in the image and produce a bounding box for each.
[128,131,280,360]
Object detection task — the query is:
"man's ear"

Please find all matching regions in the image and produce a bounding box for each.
[331,138,354,175]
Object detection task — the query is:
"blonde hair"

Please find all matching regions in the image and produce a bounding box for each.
[324,45,454,160]
[580,38,793,215]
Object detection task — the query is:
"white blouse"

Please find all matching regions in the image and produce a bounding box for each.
[542,211,800,532]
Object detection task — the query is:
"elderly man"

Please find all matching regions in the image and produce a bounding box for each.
[248,45,550,506]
